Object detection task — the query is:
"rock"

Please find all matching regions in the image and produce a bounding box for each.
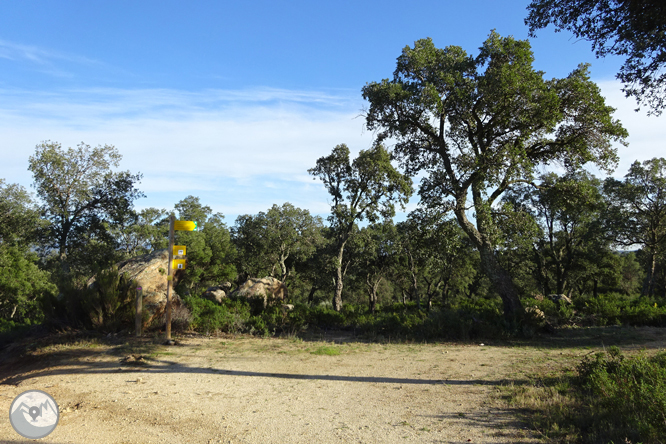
[547,294,573,305]
[533,294,545,301]
[525,305,546,321]
[231,277,288,308]
[87,249,182,325]
[281,304,294,312]
[203,286,226,304]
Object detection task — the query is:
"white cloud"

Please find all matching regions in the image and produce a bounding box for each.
[596,79,666,177]
[2,79,663,223]
[0,86,374,220]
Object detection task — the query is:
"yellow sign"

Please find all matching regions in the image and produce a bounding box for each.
[172,259,187,270]
[174,220,198,231]
[173,245,186,256]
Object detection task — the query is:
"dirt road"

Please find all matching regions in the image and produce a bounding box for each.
[1,334,545,444]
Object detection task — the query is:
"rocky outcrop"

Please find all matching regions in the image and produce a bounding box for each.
[203,286,226,304]
[232,277,288,308]
[547,294,573,305]
[87,249,181,325]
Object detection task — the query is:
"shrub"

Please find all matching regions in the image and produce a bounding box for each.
[183,296,252,334]
[80,266,135,332]
[575,347,666,443]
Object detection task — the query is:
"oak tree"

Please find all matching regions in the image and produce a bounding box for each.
[363,32,627,319]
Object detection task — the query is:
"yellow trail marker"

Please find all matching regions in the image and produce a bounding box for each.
[174,220,198,231]
[173,245,186,256]
[172,259,187,270]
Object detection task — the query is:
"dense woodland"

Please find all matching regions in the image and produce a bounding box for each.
[1,30,665,341]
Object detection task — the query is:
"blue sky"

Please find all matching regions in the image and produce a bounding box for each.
[1,0,664,224]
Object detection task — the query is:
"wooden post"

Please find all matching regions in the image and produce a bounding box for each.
[166,214,174,340]
[135,286,143,337]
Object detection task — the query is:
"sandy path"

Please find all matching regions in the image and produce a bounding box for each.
[0,336,540,444]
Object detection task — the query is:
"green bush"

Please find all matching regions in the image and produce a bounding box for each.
[575,347,666,443]
[80,266,136,332]
[183,296,253,334]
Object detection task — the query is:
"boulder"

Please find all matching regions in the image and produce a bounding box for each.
[87,249,182,325]
[547,294,573,305]
[525,306,546,322]
[232,277,288,308]
[203,286,226,304]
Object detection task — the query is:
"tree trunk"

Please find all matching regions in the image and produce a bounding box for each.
[307,285,317,305]
[332,242,346,312]
[367,275,382,314]
[478,243,523,320]
[454,188,523,320]
[643,251,657,296]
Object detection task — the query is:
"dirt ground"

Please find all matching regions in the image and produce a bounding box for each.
[1,327,664,444]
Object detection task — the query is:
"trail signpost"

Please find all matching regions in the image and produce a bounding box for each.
[165,216,197,342]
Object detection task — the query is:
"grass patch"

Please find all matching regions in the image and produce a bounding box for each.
[310,346,341,356]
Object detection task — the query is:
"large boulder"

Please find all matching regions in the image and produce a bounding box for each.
[231,277,288,308]
[87,249,182,325]
[203,286,226,304]
[547,294,573,305]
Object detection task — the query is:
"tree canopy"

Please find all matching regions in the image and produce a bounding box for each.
[28,141,144,274]
[526,0,666,114]
[363,31,628,318]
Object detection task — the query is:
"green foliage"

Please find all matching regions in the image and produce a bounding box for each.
[308,142,413,311]
[575,347,666,443]
[507,348,666,444]
[81,266,136,332]
[363,32,627,319]
[0,245,56,323]
[526,0,666,113]
[183,297,252,335]
[605,158,666,296]
[232,203,324,284]
[0,179,43,248]
[173,196,237,296]
[28,141,144,276]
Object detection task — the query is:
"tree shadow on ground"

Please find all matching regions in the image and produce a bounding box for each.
[422,409,542,444]
[0,345,530,387]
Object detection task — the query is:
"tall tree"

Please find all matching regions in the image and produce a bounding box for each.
[309,143,412,311]
[113,207,169,258]
[526,0,666,114]
[363,32,627,319]
[28,141,144,274]
[604,158,666,295]
[0,180,55,322]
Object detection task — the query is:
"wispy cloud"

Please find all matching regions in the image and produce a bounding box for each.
[1,80,663,222]
[0,86,374,219]
[0,39,100,66]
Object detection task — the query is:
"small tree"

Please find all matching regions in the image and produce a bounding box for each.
[173,196,237,296]
[309,143,412,311]
[231,203,324,284]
